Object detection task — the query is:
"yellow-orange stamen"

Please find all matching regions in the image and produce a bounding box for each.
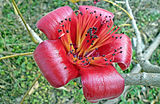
[58,8,123,67]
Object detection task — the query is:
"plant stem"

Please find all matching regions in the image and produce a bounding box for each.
[11,0,39,44]
[20,73,42,104]
[0,52,33,60]
[119,24,131,27]
[104,0,133,19]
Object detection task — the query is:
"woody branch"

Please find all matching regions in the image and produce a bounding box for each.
[122,72,160,87]
[105,1,160,103]
[126,0,160,73]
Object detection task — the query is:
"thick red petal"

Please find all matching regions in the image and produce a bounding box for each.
[37,6,77,42]
[34,40,79,88]
[79,6,114,21]
[80,65,124,103]
[96,34,132,70]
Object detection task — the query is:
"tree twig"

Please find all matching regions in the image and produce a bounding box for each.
[125,0,144,24]
[143,33,160,60]
[104,0,133,19]
[12,0,43,44]
[125,0,142,58]
[140,60,160,73]
[0,52,33,60]
[119,23,131,27]
[20,73,42,104]
[122,72,160,87]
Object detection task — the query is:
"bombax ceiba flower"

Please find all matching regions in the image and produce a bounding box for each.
[34,6,132,103]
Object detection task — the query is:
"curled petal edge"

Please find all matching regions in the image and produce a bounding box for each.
[34,40,79,88]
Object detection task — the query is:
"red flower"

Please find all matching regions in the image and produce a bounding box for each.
[93,0,100,4]
[34,6,132,103]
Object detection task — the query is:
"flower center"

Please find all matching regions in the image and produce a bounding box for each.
[57,8,123,67]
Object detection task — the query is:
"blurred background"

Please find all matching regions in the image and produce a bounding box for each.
[0,0,160,104]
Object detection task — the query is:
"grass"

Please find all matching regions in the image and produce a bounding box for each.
[0,0,160,104]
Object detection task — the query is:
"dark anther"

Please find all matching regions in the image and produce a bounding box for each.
[102,55,105,57]
[112,36,114,38]
[85,34,88,36]
[105,58,108,61]
[64,66,67,69]
[92,40,94,42]
[93,35,97,38]
[106,20,109,22]
[112,53,115,56]
[75,11,78,13]
[114,49,117,52]
[116,37,118,39]
[120,36,122,39]
[69,18,71,21]
[106,63,108,65]
[87,40,89,43]
[93,27,97,30]
[86,8,88,10]
[95,48,98,50]
[58,37,61,39]
[80,12,83,15]
[70,43,73,46]
[73,55,76,58]
[65,18,67,21]
[91,43,93,45]
[58,29,62,33]
[61,20,63,23]
[105,16,107,18]
[90,12,93,14]
[92,57,94,60]
[86,59,88,61]
[100,14,102,16]
[90,36,93,39]
[70,51,73,54]
[120,51,123,53]
[109,16,111,18]
[110,59,112,62]
[90,33,93,36]
[122,32,124,34]
[94,11,96,13]
[82,61,85,63]
[66,30,69,33]
[96,16,98,18]
[62,25,64,27]
[120,47,122,49]
[79,57,82,60]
